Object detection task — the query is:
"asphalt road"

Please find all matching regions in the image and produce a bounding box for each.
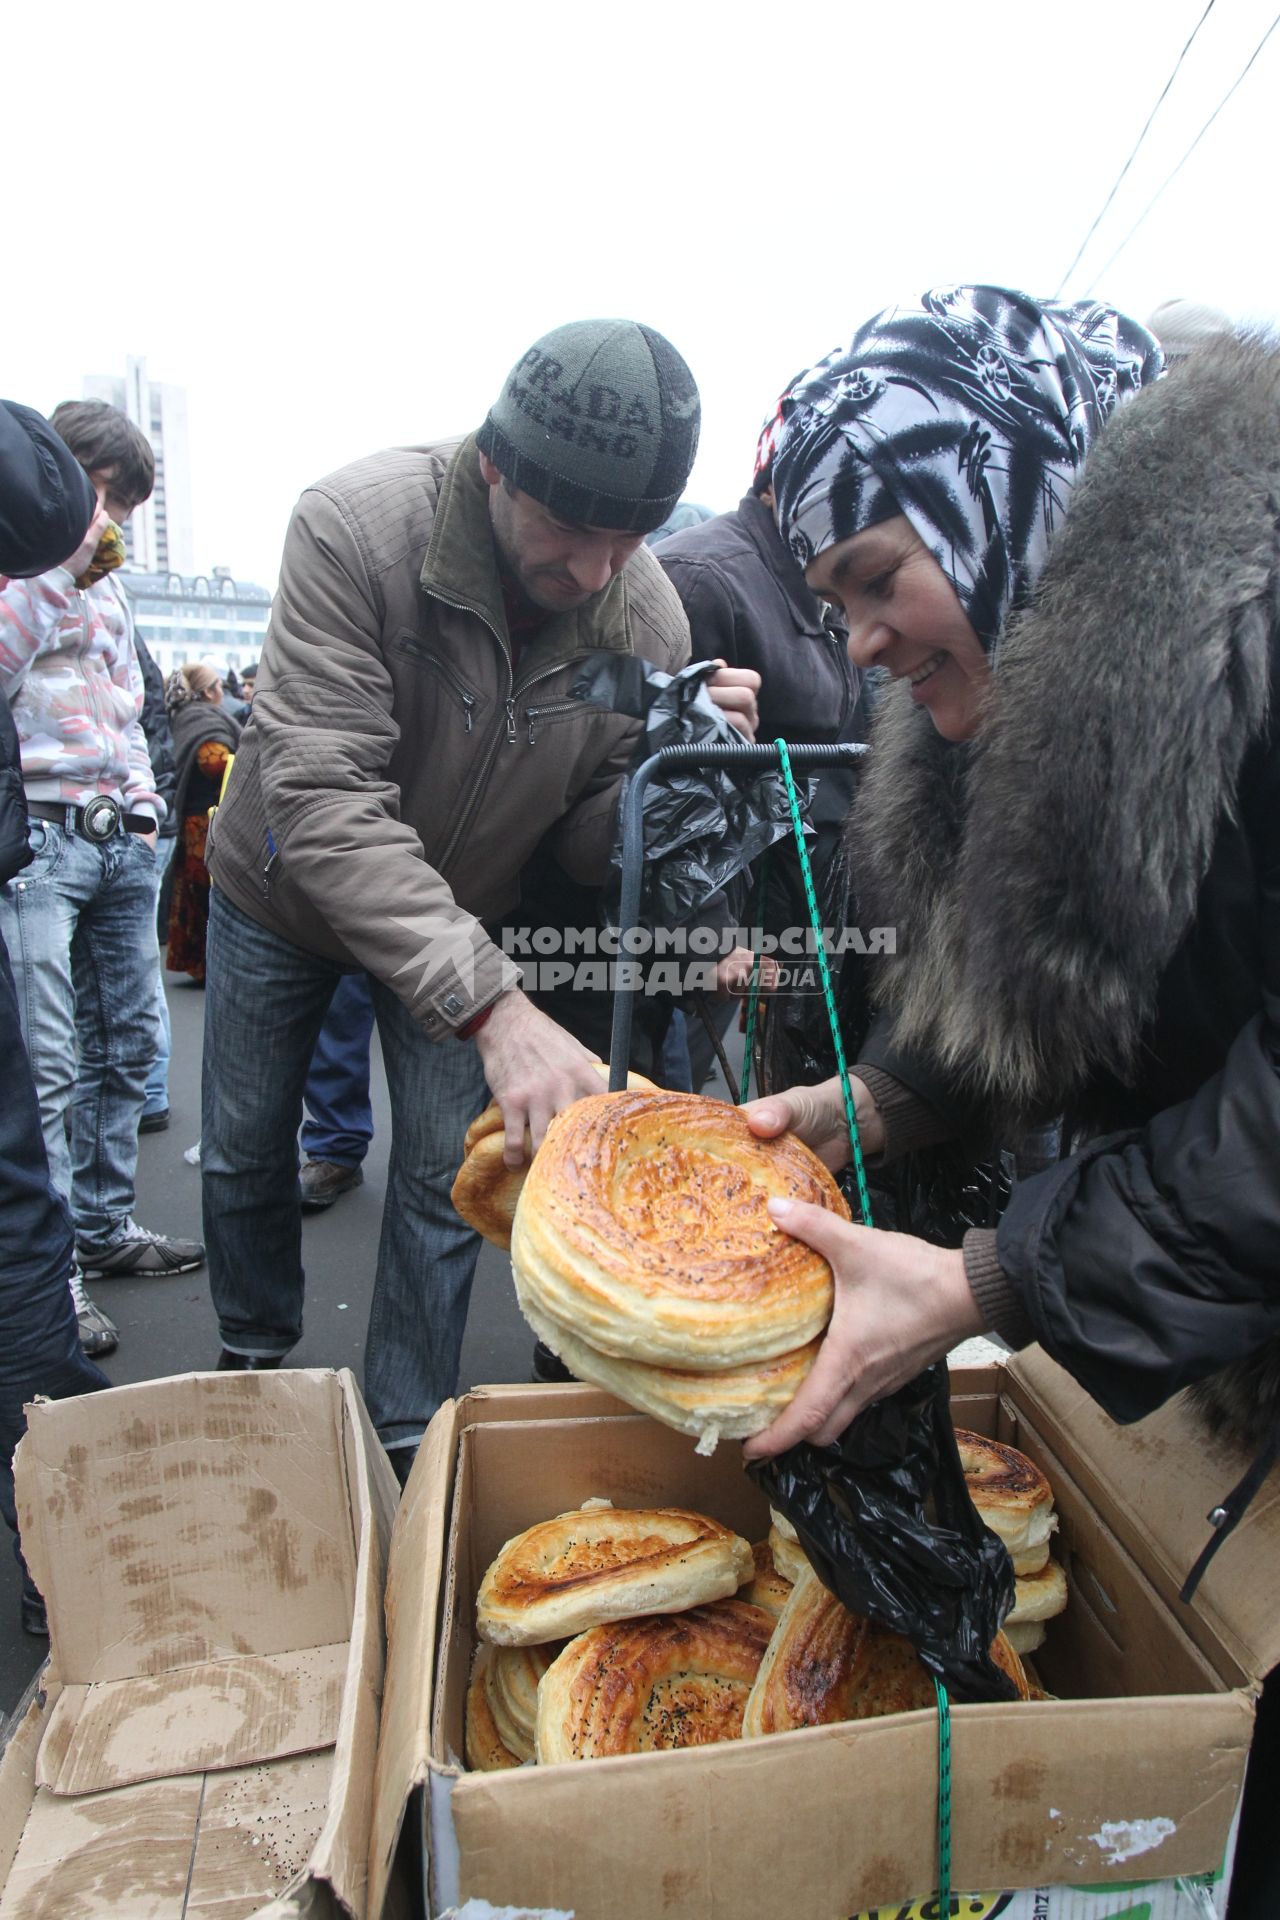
[0,978,743,1718]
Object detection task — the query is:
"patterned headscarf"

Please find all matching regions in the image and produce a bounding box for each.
[771,286,1163,647]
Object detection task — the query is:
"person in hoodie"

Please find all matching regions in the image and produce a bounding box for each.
[0,400,205,1363]
[0,399,109,1639]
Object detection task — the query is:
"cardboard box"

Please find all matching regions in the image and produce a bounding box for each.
[0,1368,400,1920]
[374,1353,1280,1920]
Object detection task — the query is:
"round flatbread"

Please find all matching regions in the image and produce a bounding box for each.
[737,1540,794,1619]
[766,1523,810,1587]
[512,1089,848,1369]
[536,1598,776,1763]
[515,1286,820,1445]
[452,1068,656,1249]
[485,1640,562,1763]
[476,1503,754,1646]
[742,1569,1029,1738]
[465,1645,522,1772]
[955,1428,1059,1575]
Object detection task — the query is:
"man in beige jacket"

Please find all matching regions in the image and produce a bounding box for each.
[202,319,720,1475]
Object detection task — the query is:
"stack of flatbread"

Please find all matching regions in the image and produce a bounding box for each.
[955,1429,1069,1655]
[506,1088,851,1450]
[465,1496,1031,1772]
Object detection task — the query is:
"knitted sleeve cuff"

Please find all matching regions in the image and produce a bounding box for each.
[962,1230,1037,1351]
[854,1063,955,1161]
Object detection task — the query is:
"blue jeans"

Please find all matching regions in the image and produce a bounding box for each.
[0,817,159,1244]
[201,890,489,1449]
[144,835,179,1116]
[301,972,375,1166]
[0,929,109,1605]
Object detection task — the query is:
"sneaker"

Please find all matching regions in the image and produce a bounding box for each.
[70,1267,118,1355]
[77,1218,205,1277]
[530,1340,576,1385]
[299,1160,364,1212]
[138,1107,170,1134]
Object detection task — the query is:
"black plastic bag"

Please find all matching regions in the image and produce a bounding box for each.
[567,655,815,926]
[748,1361,1019,1701]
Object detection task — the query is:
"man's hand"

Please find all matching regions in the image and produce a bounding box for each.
[705,661,760,739]
[741,1211,984,1459]
[63,500,110,583]
[715,946,780,998]
[742,1073,884,1170]
[474,989,605,1167]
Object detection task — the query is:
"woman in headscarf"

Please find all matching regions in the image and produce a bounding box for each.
[164,663,241,982]
[742,281,1280,1501]
[741,286,1279,1909]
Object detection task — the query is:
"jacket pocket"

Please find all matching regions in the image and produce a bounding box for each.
[394,632,480,732]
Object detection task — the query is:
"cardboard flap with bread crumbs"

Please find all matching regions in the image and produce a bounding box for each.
[2,1367,401,1920]
[1007,1346,1280,1690]
[15,1370,360,1794]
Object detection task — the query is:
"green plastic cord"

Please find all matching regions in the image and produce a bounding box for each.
[742,744,954,1908]
[771,739,874,1228]
[933,1677,952,1915]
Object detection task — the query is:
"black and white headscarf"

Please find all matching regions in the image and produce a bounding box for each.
[770,286,1163,648]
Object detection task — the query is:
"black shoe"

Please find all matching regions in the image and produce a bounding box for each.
[21,1594,48,1639]
[299,1160,364,1211]
[139,1108,171,1134]
[216,1349,286,1371]
[531,1340,577,1385]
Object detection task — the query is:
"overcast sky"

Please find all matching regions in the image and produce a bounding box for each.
[6,0,1275,587]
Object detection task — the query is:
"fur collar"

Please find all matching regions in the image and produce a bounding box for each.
[852,334,1279,1121]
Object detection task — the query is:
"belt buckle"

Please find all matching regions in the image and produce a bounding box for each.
[81,795,122,842]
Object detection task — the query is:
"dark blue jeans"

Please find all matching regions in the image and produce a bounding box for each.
[201,891,488,1450]
[301,972,375,1167]
[0,930,108,1604]
[0,816,159,1243]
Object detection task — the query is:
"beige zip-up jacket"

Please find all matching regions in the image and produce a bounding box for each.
[208,434,689,1039]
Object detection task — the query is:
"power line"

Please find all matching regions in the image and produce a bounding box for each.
[1085,7,1280,292]
[1054,0,1217,298]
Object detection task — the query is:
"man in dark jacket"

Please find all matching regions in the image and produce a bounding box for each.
[0,400,109,1638]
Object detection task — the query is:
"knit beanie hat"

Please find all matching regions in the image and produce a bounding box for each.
[476,320,701,534]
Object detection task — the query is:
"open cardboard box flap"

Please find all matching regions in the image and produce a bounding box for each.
[1006,1346,1280,1690]
[5,1368,399,1920]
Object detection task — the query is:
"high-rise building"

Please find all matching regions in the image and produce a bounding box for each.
[82,357,196,576]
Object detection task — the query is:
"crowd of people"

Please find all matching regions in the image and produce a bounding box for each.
[1,286,1277,1911]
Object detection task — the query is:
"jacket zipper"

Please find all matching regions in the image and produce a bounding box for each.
[426,583,596,873]
[424,586,515,874]
[524,700,580,745]
[404,644,478,733]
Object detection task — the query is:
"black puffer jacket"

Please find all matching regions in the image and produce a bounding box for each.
[0,401,95,583]
[852,334,1280,1445]
[0,401,97,885]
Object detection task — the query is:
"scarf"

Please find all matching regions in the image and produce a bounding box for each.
[770,285,1162,647]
